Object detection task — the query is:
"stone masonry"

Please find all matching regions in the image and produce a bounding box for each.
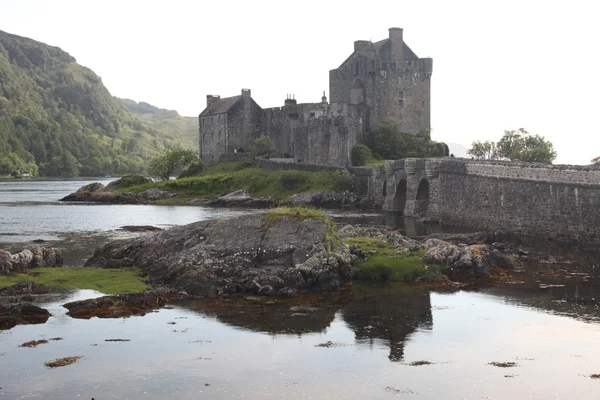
[199,27,432,166]
[354,158,600,246]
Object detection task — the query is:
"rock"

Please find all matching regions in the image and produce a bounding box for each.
[118,225,163,232]
[0,250,11,275]
[133,188,177,202]
[421,240,516,281]
[0,281,49,296]
[288,191,357,209]
[63,289,185,319]
[85,213,353,296]
[0,247,62,275]
[205,189,275,208]
[60,182,176,204]
[0,303,51,330]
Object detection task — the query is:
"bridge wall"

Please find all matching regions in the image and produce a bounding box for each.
[358,159,600,245]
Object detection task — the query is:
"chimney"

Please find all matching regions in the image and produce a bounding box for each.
[354,40,369,52]
[321,91,327,104]
[207,95,220,107]
[389,27,404,59]
[241,88,251,98]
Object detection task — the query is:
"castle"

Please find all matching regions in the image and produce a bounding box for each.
[199,27,433,166]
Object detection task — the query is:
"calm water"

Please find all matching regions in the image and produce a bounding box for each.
[2,180,600,399]
[0,179,256,264]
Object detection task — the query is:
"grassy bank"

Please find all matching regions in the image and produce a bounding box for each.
[0,267,150,294]
[345,237,436,282]
[116,161,354,201]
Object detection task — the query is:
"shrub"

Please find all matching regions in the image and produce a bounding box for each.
[251,136,273,157]
[279,170,308,190]
[351,145,372,166]
[332,170,355,191]
[178,161,204,179]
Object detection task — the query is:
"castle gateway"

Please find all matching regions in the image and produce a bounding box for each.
[199,27,432,166]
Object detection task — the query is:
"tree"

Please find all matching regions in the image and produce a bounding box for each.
[467,140,498,160]
[496,128,556,163]
[366,121,438,160]
[351,144,372,166]
[150,148,199,181]
[251,136,272,157]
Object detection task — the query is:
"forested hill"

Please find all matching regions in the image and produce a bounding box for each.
[0,30,195,177]
[119,98,198,151]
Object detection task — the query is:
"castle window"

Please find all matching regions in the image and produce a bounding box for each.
[354,62,359,76]
[399,91,404,107]
[309,112,315,118]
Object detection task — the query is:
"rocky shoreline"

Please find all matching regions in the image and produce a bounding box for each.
[60,179,372,209]
[0,208,567,330]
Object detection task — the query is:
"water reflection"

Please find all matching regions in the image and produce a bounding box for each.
[341,283,433,362]
[175,292,351,335]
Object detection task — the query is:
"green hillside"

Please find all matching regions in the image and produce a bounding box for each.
[120,98,198,151]
[0,30,195,177]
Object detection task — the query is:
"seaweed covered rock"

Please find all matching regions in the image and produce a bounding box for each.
[63,289,184,319]
[0,281,49,296]
[85,211,353,297]
[0,303,51,330]
[421,239,516,281]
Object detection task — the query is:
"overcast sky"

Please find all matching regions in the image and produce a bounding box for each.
[2,0,599,164]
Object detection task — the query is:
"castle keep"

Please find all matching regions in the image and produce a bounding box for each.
[199,27,433,166]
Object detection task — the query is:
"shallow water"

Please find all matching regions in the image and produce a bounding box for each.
[2,179,600,399]
[2,282,600,399]
[0,179,257,264]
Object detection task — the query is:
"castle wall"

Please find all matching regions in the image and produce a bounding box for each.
[225,95,262,154]
[199,113,227,165]
[329,42,432,134]
[261,102,367,166]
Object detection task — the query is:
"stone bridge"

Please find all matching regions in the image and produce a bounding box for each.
[349,158,600,246]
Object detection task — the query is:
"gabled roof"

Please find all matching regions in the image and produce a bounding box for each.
[338,38,420,68]
[200,95,241,116]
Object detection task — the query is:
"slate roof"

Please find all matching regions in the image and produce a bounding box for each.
[200,95,241,116]
[338,38,420,68]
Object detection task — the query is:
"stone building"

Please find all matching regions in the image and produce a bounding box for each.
[199,27,432,166]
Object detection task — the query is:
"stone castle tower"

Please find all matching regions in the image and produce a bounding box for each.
[199,27,432,166]
[329,28,433,136]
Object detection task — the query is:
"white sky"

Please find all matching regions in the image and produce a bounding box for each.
[1,0,599,164]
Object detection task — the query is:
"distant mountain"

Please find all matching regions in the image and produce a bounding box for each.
[120,99,197,151]
[0,30,195,177]
[447,142,469,158]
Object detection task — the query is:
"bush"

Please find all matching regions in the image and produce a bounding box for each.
[279,170,308,190]
[332,170,355,191]
[178,161,204,179]
[234,158,256,170]
[351,145,372,166]
[251,136,273,157]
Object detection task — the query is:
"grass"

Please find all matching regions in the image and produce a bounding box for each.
[115,161,353,202]
[345,237,435,282]
[0,267,150,294]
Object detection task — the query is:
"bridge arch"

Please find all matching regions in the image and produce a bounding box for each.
[394,179,407,214]
[414,179,430,217]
